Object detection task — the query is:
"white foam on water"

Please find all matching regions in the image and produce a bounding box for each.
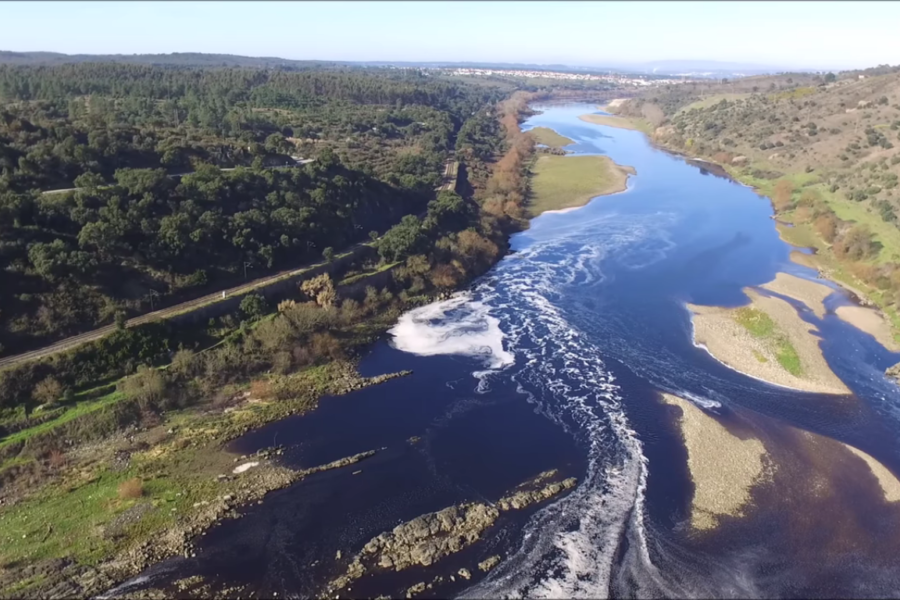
[676,390,722,410]
[389,208,719,599]
[388,293,515,371]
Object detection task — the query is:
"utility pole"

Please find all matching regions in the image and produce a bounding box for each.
[146,289,159,311]
[243,261,253,280]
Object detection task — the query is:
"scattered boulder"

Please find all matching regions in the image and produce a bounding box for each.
[885,361,900,383]
[731,155,748,166]
[458,568,471,580]
[406,582,426,598]
[478,555,501,572]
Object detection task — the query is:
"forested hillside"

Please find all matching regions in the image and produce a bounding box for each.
[0,64,507,352]
[615,66,900,336]
[0,50,338,69]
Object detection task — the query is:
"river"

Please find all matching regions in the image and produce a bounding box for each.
[110,103,900,598]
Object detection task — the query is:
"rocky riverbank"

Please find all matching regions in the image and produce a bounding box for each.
[323,470,577,597]
[0,364,411,600]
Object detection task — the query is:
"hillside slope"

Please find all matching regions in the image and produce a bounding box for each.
[614,66,900,341]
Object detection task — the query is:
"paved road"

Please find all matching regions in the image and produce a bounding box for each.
[1,160,459,369]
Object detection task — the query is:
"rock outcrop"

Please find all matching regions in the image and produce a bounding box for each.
[885,361,900,383]
[325,470,578,595]
[478,555,501,572]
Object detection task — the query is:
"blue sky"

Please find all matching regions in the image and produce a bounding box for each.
[3,1,897,71]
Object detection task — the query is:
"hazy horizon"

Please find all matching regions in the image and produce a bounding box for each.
[4,1,899,72]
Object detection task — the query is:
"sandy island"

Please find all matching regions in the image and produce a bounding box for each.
[661,394,769,531]
[759,272,833,319]
[835,305,900,352]
[688,287,850,395]
[663,392,900,539]
[578,113,642,131]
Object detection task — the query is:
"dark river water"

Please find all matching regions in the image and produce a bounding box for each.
[109,104,900,599]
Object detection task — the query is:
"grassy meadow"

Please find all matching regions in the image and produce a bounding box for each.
[528,154,632,217]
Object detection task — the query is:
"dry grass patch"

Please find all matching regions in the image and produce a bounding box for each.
[117,477,143,499]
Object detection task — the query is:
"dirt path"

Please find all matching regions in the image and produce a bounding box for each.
[2,161,459,369]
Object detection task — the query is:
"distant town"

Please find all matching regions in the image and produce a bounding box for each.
[441,67,693,86]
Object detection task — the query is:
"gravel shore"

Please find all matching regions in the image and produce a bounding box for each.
[843,445,900,502]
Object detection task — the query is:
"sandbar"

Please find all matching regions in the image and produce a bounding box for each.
[578,113,642,131]
[759,272,833,319]
[788,250,817,270]
[602,98,628,111]
[688,290,851,395]
[661,393,769,531]
[843,444,900,503]
[834,305,900,352]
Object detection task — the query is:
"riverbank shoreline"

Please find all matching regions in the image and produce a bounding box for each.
[581,107,900,359]
[0,92,540,598]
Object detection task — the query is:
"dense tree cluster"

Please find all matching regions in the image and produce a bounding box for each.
[0,63,508,352]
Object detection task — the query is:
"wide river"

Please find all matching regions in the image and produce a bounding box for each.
[112,103,900,598]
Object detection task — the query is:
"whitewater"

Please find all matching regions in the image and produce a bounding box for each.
[388,207,729,598]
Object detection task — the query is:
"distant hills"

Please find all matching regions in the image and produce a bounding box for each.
[0,51,341,69]
[0,51,821,79]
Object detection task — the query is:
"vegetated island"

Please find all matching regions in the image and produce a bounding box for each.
[527,135,635,218]
[687,273,851,395]
[528,126,574,148]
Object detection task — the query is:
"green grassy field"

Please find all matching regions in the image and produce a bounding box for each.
[0,391,125,452]
[733,307,803,376]
[528,154,631,217]
[528,127,574,148]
